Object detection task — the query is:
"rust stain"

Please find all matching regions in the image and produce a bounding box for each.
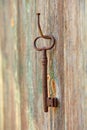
[51,79,56,97]
[53,107,58,112]
[47,75,57,97]
[11,18,15,27]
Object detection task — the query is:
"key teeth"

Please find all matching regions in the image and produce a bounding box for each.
[53,98,58,107]
[47,97,58,107]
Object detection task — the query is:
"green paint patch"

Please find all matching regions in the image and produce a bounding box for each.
[48,62,57,97]
[49,71,56,79]
[25,0,30,13]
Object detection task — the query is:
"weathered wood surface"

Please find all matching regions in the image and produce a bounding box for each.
[64,0,87,130]
[0,0,87,130]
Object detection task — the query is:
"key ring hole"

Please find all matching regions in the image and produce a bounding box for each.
[34,35,55,51]
[34,37,50,49]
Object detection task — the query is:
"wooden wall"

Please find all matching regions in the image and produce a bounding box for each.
[0,0,87,130]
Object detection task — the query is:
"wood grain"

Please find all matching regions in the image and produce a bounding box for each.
[0,0,87,130]
[64,0,87,130]
[0,0,21,130]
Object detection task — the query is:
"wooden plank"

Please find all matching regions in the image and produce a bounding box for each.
[0,2,4,130]
[17,1,29,130]
[64,0,87,129]
[16,0,65,129]
[46,1,65,130]
[0,36,4,130]
[0,0,21,130]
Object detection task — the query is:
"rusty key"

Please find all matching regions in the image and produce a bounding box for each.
[34,13,58,112]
